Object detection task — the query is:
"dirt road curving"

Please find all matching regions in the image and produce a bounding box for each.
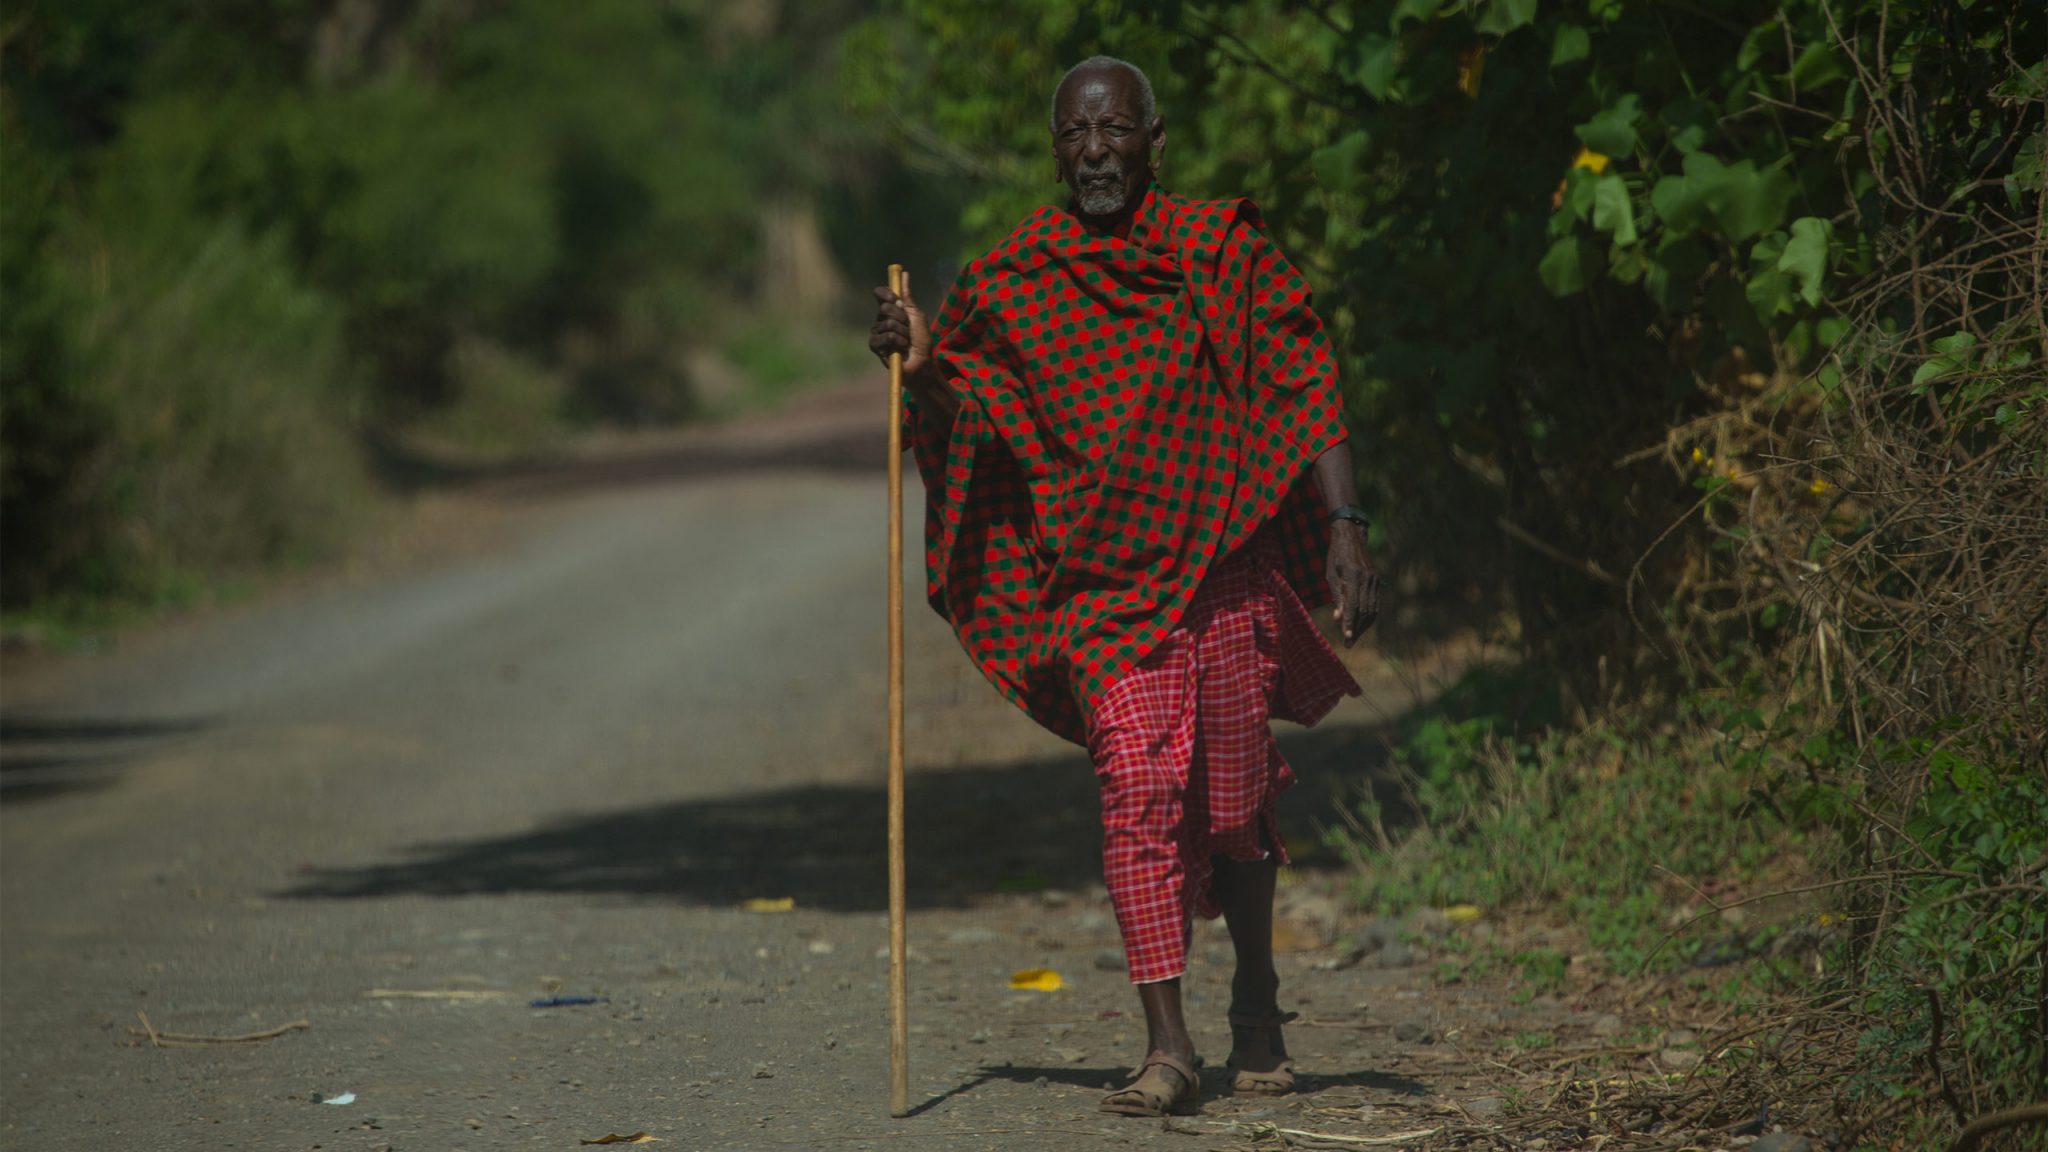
[3,383,1516,1151]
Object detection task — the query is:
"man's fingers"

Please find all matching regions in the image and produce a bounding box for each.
[899,269,918,313]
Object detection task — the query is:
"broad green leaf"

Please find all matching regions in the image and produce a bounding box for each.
[1911,358,1958,390]
[1538,235,1587,296]
[1645,236,1708,312]
[1651,175,1705,233]
[1777,216,1832,307]
[1591,173,1637,245]
[1787,41,1848,91]
[1310,130,1373,192]
[1660,98,1714,154]
[1736,19,1777,71]
[1910,334,1975,391]
[1996,61,2048,102]
[1561,167,1598,222]
[1685,153,1797,242]
[1391,0,1441,30]
[1931,331,1978,358]
[1746,231,1793,318]
[2007,133,2045,207]
[1550,25,1590,69]
[1473,0,1538,36]
[1574,94,1642,157]
[1354,35,1401,101]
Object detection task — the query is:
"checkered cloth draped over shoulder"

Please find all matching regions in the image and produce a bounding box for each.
[906,185,1349,744]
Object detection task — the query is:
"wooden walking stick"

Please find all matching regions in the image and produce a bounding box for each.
[885,262,911,1118]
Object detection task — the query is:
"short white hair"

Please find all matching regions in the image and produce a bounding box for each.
[1050,55,1157,131]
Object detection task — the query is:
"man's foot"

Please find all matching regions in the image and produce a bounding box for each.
[1225,1009,1297,1096]
[1099,1051,1202,1116]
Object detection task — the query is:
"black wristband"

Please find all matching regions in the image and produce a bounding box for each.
[1330,504,1371,530]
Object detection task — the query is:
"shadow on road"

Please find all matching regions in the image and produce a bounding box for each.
[281,720,1411,911]
[0,715,211,803]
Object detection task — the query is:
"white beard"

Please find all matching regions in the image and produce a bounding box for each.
[1076,172,1127,216]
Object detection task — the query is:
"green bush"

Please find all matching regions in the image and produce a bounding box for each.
[3,1,931,618]
[1345,689,1799,971]
[870,1,2045,1135]
[33,215,376,611]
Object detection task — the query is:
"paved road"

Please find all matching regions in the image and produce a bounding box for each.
[1,385,1476,1151]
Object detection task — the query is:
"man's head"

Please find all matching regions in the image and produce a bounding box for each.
[1050,55,1164,220]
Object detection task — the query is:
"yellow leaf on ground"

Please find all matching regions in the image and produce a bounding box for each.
[1442,904,1484,924]
[580,1134,658,1145]
[1009,968,1064,992]
[1572,147,1610,173]
[742,898,794,913]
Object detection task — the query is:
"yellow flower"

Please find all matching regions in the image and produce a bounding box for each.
[742,897,794,913]
[1809,477,1832,495]
[1573,147,1610,174]
[1690,446,1705,464]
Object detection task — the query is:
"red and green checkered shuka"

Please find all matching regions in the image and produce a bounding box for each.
[908,185,1347,745]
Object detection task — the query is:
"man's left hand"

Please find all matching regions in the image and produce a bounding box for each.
[1327,521,1381,647]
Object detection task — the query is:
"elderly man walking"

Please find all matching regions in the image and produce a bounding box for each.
[869,54,1381,1118]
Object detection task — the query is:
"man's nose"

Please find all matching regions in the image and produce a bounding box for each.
[1081,134,1115,166]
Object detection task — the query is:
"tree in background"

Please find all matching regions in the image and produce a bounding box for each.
[2,0,947,614]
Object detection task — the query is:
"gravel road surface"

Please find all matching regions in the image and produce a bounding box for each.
[3,385,1515,1151]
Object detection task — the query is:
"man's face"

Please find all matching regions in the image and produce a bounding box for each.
[1052,66,1162,219]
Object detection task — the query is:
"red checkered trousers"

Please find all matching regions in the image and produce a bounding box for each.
[1087,534,1359,984]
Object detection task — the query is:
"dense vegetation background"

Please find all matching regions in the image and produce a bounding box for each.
[846,0,2045,1143]
[5,0,2043,1144]
[2,0,955,621]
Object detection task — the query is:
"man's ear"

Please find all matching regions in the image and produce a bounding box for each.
[1150,115,1167,173]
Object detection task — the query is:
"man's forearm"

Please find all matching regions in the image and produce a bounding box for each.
[1312,439,1360,513]
[905,363,959,447]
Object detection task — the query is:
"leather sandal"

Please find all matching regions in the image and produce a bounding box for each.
[1099,1052,1202,1117]
[1226,1010,1299,1096]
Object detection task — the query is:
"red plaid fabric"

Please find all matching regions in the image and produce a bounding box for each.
[908,185,1349,743]
[1089,537,1359,984]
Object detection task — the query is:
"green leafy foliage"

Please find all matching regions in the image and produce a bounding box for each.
[870,0,2045,1129]
[1347,684,1796,973]
[3,1,922,615]
[867,0,2040,688]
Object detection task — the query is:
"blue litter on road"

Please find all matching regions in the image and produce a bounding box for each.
[530,996,610,1008]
